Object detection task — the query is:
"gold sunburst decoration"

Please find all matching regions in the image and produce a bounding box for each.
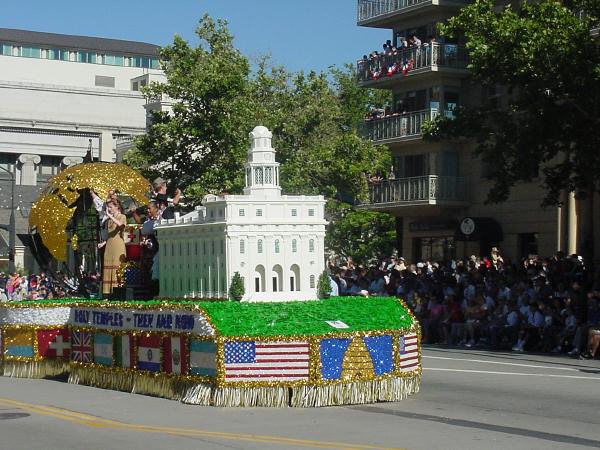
[29,162,151,261]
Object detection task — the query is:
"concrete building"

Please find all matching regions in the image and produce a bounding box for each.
[0,28,164,271]
[156,126,327,301]
[355,1,597,263]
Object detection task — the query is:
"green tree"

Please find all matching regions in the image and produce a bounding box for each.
[125,14,251,204]
[423,0,600,206]
[129,16,396,262]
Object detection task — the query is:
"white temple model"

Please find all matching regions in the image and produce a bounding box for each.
[156,126,327,301]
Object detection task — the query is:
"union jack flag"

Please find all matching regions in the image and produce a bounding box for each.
[224,340,309,382]
[71,331,92,363]
[399,333,419,372]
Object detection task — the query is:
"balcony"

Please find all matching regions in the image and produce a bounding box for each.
[358,175,468,210]
[357,0,471,27]
[363,108,439,144]
[357,44,468,87]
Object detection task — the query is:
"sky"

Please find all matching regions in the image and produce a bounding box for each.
[0,0,389,73]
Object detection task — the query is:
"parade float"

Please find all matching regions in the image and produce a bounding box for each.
[0,127,421,407]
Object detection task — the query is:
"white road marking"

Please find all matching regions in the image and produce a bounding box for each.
[423,355,582,372]
[425,367,600,380]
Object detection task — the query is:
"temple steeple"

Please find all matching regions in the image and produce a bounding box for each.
[243,126,281,198]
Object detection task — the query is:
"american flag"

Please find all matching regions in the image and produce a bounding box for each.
[71,331,92,363]
[399,333,419,372]
[224,340,310,382]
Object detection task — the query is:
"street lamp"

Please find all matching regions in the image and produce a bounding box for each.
[0,165,16,273]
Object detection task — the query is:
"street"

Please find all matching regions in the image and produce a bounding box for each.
[1,348,599,450]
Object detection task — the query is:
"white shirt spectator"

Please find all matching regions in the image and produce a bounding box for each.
[329,276,339,296]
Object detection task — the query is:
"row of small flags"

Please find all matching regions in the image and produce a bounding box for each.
[2,328,217,376]
[2,329,419,380]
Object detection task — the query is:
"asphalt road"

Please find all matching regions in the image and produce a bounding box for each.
[1,348,599,450]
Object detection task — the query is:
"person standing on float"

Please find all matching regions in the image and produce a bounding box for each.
[101,200,126,296]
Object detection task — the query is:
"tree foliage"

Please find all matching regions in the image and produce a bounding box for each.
[127,15,395,263]
[126,15,251,200]
[423,0,600,205]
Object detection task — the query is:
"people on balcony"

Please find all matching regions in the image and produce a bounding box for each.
[359,35,449,82]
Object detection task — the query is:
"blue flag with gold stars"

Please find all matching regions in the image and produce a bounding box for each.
[363,335,394,375]
[320,338,351,380]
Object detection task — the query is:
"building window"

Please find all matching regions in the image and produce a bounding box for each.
[275,239,280,253]
[104,54,124,66]
[292,239,297,253]
[265,167,273,184]
[203,241,206,255]
[220,240,224,254]
[310,275,316,289]
[239,208,245,216]
[256,209,262,217]
[291,209,297,217]
[308,209,315,217]
[255,167,263,184]
[258,239,263,254]
[240,240,245,254]
[309,239,315,253]
[211,241,215,255]
[21,46,41,58]
[2,44,11,56]
[78,51,96,63]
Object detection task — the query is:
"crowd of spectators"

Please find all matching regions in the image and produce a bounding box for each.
[327,251,600,359]
[0,271,83,301]
[358,36,438,82]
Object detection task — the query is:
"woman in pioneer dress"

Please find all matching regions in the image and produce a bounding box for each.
[101,199,126,295]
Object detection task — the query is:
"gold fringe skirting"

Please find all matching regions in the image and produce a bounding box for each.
[211,386,290,407]
[290,376,421,407]
[3,359,70,379]
[69,366,135,393]
[66,366,421,407]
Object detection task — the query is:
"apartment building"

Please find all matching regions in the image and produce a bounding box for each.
[355,0,594,263]
[0,28,165,271]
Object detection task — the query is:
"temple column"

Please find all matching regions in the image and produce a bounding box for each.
[17,154,41,186]
[99,131,114,162]
[62,156,83,168]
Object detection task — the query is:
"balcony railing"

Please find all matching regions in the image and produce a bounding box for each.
[358,0,429,22]
[363,108,439,142]
[357,43,467,83]
[360,175,467,206]
[357,0,469,23]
